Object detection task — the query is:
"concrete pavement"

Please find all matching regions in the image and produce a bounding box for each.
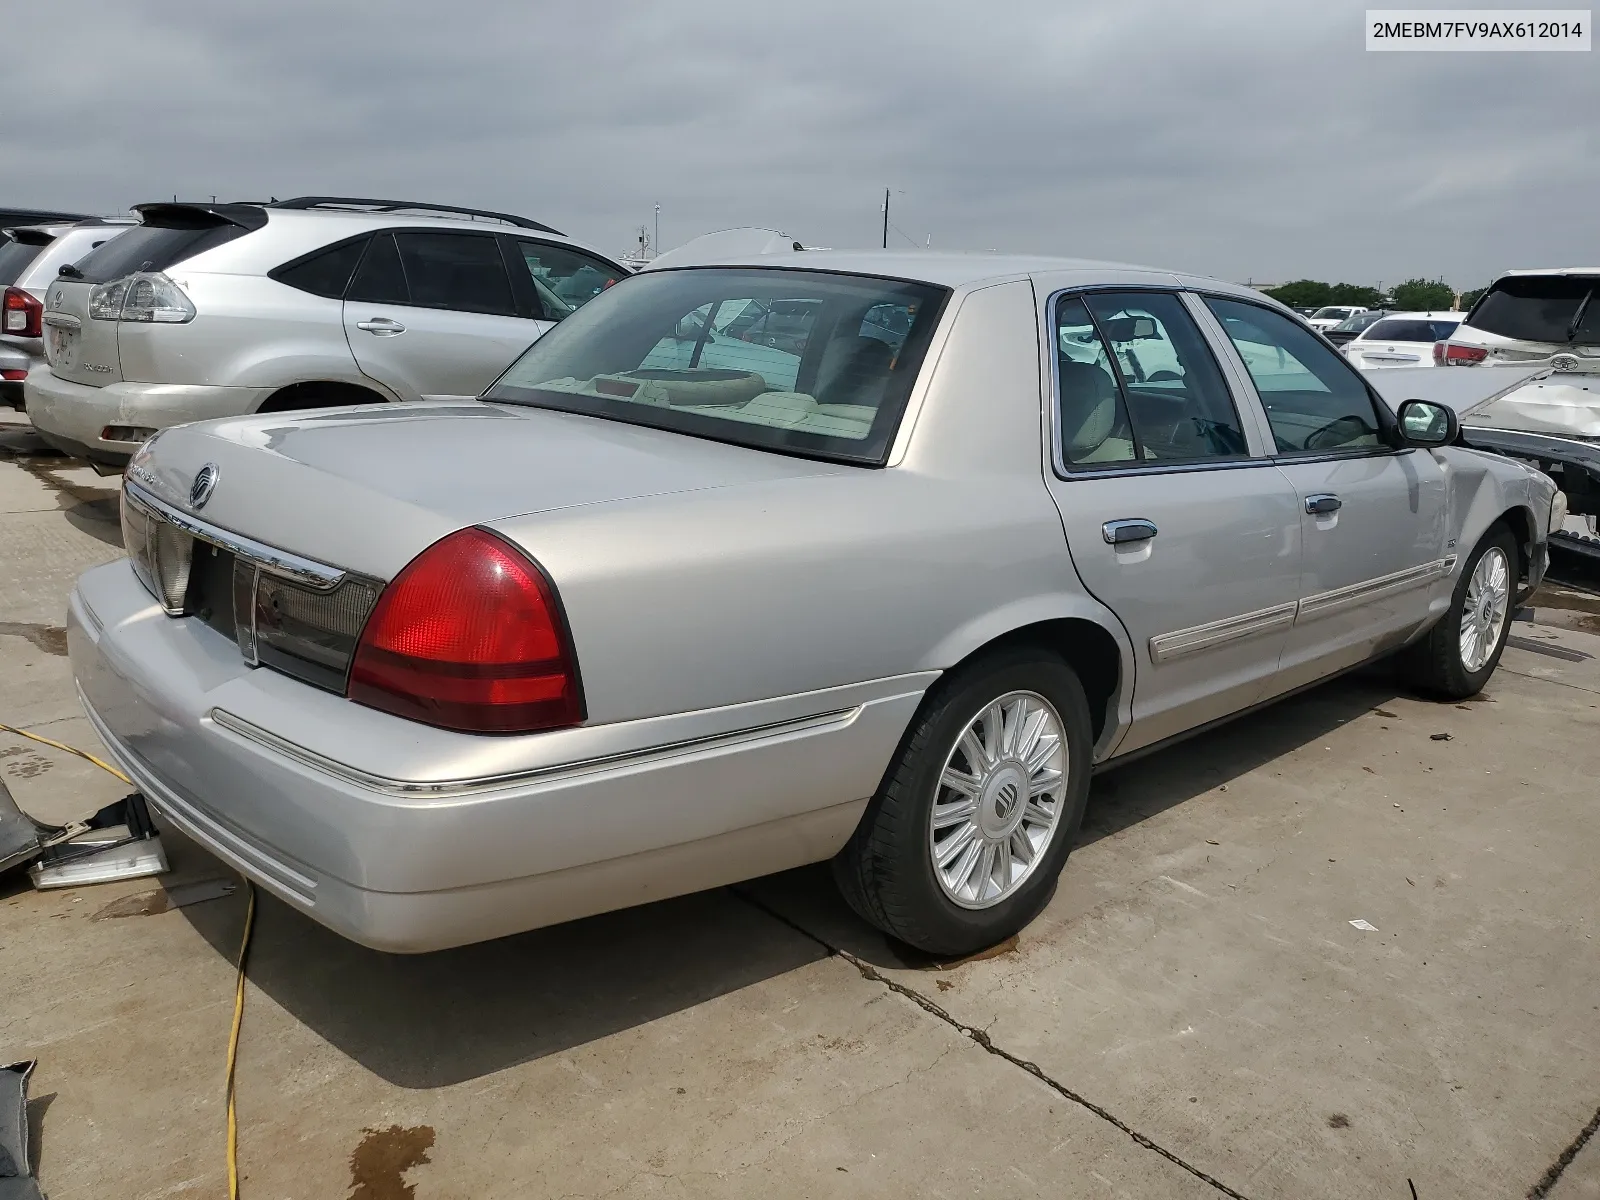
[2,409,1597,1199]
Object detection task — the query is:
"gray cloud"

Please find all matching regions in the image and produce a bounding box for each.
[4,0,1594,289]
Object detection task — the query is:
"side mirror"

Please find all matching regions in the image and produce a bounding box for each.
[1396,398,1459,447]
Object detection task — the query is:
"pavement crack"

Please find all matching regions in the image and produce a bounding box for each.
[1526,1102,1600,1199]
[729,886,1257,1200]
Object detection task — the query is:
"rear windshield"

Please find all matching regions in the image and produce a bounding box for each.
[0,235,51,286]
[1362,318,1461,342]
[70,222,247,284]
[485,267,949,465]
[1311,307,1353,321]
[1467,275,1600,345]
[1333,311,1385,333]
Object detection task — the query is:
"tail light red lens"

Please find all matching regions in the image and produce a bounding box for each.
[348,527,583,734]
[2,287,42,339]
[1436,342,1488,366]
[0,369,26,381]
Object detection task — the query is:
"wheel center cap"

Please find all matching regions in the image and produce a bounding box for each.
[980,762,1028,838]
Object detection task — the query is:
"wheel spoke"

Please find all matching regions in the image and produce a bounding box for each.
[958,729,989,773]
[1010,828,1036,865]
[932,798,978,830]
[940,766,981,797]
[971,842,997,899]
[996,842,1012,891]
[1022,799,1055,827]
[1024,732,1060,776]
[1028,767,1063,797]
[936,824,977,868]
[1015,705,1050,762]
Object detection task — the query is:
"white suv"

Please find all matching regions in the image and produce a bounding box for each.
[25,197,628,469]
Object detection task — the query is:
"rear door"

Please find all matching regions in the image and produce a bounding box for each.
[1203,297,1449,691]
[342,230,546,400]
[1042,288,1303,754]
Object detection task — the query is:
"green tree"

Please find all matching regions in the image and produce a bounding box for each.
[1459,285,1489,309]
[1327,283,1386,308]
[1263,280,1332,308]
[1391,278,1457,311]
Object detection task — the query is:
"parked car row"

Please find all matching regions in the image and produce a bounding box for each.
[8,196,630,468]
[59,239,1561,956]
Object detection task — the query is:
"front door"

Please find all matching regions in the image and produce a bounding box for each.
[342,230,550,401]
[1202,297,1449,691]
[1042,289,1304,754]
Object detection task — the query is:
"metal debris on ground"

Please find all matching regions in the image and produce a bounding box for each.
[0,1060,43,1200]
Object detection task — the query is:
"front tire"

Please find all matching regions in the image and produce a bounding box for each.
[833,647,1094,957]
[1398,523,1518,699]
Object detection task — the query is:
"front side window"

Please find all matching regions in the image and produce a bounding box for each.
[1054,291,1247,467]
[1206,297,1385,454]
[394,232,516,316]
[513,240,627,320]
[486,267,947,464]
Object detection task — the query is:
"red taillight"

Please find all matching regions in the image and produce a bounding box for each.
[348,528,583,734]
[1436,341,1488,366]
[0,369,26,381]
[2,287,42,339]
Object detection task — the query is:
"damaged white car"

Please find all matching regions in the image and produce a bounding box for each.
[1433,269,1599,555]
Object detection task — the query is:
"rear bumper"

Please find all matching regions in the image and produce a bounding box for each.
[68,560,922,952]
[23,368,275,462]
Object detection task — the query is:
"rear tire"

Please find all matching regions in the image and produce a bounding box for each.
[1397,523,1518,699]
[834,646,1093,957]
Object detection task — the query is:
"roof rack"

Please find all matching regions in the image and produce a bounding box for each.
[267,196,563,236]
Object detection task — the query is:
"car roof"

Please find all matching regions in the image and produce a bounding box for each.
[638,248,1271,300]
[1498,267,1600,278]
[1370,311,1463,320]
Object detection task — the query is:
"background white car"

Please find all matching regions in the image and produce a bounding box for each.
[1342,311,1464,370]
[1307,304,1368,331]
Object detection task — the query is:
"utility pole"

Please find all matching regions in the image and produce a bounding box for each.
[882,188,889,250]
[654,204,660,258]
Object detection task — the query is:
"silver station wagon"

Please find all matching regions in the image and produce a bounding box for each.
[68,252,1558,955]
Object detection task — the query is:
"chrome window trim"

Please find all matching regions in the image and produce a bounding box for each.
[1042,284,1279,481]
[124,481,347,591]
[1294,557,1456,623]
[208,704,868,798]
[1149,601,1298,664]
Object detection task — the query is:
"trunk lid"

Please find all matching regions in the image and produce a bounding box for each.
[131,401,843,580]
[42,278,123,386]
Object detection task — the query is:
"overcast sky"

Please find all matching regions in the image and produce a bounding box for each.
[6,0,1594,288]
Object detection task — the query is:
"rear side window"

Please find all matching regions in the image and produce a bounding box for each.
[71,223,246,284]
[346,233,409,304]
[1207,297,1384,454]
[1467,275,1599,345]
[271,238,368,299]
[1055,292,1247,467]
[0,236,50,286]
[1362,318,1461,342]
[512,240,626,320]
[394,232,515,316]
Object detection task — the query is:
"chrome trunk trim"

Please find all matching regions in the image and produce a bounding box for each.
[124,481,347,591]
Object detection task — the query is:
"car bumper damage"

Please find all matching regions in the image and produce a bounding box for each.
[67,559,928,952]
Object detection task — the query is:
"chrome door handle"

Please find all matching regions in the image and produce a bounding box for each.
[1103,518,1158,544]
[356,318,406,335]
[1305,494,1342,515]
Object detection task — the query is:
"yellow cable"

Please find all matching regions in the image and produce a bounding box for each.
[226,883,256,1200]
[0,723,132,784]
[0,722,257,1195]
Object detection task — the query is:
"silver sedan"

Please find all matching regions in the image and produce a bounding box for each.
[68,252,1558,955]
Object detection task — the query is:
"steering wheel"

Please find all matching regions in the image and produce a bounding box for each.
[1303,415,1372,451]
